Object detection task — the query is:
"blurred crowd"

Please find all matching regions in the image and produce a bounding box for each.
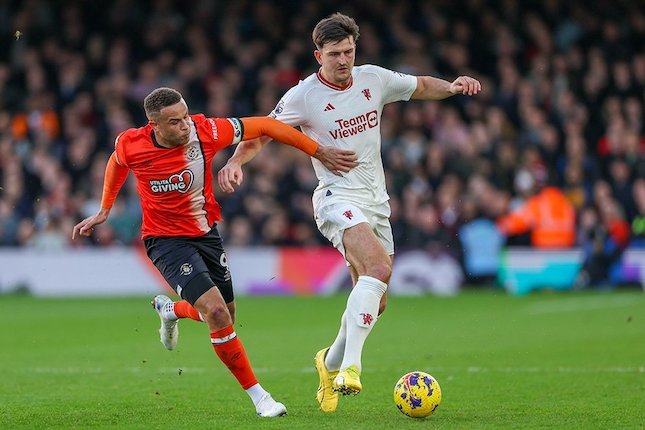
[0,0,643,272]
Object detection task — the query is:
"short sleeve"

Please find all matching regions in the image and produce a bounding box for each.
[367,65,417,105]
[204,117,244,150]
[268,85,307,127]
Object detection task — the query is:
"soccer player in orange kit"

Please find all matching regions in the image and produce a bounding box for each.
[72,87,357,418]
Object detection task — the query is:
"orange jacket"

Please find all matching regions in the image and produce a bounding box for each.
[497,187,576,248]
[11,111,60,139]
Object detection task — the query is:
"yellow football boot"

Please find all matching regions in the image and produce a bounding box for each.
[332,365,362,396]
[314,348,339,412]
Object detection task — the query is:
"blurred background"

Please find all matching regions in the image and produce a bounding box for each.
[0,0,643,296]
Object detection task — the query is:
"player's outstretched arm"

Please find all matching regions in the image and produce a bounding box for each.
[242,116,358,175]
[218,136,271,193]
[411,75,481,100]
[72,152,129,239]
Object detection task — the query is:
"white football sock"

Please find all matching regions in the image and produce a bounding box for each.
[246,383,269,406]
[340,276,387,372]
[324,310,347,371]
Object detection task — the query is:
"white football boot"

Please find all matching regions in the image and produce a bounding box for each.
[255,394,287,417]
[151,295,178,350]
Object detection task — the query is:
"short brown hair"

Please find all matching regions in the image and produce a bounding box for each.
[312,13,359,49]
[144,87,183,120]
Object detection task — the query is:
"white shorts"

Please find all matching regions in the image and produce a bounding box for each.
[314,200,394,259]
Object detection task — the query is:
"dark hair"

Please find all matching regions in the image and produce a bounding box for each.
[312,13,359,49]
[144,87,183,120]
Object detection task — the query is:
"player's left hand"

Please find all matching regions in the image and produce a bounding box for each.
[315,146,359,176]
[72,209,109,240]
[449,76,481,96]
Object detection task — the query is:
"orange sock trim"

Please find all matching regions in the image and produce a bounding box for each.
[174,301,202,322]
[211,326,258,390]
[212,325,234,338]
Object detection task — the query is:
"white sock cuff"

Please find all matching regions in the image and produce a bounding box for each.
[246,383,269,406]
[210,332,237,344]
[357,275,388,295]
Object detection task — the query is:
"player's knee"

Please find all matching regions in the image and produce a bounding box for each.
[200,300,231,326]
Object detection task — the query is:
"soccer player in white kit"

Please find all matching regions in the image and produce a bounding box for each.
[218,13,481,412]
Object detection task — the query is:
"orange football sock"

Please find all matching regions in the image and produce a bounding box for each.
[174,300,203,322]
[211,325,258,389]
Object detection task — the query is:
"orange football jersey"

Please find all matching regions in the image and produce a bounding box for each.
[114,114,243,239]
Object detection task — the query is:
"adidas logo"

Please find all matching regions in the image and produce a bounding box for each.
[324,103,335,111]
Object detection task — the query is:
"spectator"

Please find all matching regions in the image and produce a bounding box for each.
[457,197,504,283]
[0,0,642,252]
[497,173,577,248]
[630,178,645,247]
[575,203,628,288]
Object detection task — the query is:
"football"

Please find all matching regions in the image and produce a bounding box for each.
[393,371,442,418]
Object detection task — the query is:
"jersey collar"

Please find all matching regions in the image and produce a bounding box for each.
[150,130,172,149]
[316,69,353,91]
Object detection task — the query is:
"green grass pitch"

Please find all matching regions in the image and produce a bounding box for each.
[2,290,644,429]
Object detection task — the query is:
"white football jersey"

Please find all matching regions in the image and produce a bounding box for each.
[270,64,417,209]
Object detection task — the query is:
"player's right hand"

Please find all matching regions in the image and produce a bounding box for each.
[315,146,358,176]
[72,209,109,240]
[218,160,244,193]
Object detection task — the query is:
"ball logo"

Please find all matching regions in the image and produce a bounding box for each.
[150,170,194,194]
